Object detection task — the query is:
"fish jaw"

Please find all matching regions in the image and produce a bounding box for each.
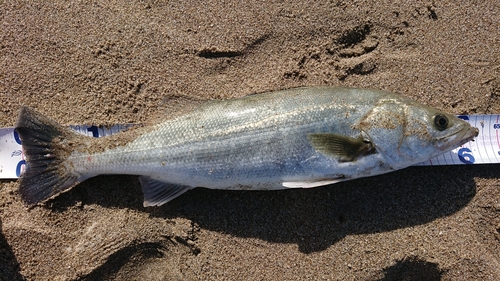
[436,125,478,152]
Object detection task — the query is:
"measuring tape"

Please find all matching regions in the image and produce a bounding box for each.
[0,115,498,179]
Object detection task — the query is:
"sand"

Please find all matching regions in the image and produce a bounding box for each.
[1,1,499,280]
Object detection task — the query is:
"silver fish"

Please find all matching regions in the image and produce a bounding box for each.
[16,87,478,207]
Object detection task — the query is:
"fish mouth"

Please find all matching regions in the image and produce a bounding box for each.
[440,126,479,151]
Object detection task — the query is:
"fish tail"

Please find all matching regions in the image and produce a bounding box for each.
[15,106,85,206]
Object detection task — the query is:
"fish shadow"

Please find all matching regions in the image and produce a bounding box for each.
[153,165,487,253]
[49,164,493,253]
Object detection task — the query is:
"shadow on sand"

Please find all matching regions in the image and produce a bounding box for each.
[48,164,496,254]
[0,217,25,281]
[373,256,444,281]
[36,164,497,279]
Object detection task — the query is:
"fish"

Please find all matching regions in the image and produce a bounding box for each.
[15,87,479,207]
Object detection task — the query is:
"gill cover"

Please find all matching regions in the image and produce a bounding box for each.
[356,100,406,168]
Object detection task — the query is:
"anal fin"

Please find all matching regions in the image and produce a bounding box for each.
[282,178,346,188]
[139,176,192,207]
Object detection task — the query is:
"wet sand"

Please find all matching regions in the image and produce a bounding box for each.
[1,1,499,280]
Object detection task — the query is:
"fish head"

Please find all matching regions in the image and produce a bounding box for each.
[358,98,478,169]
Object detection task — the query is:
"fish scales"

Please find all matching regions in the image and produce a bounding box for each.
[77,88,383,185]
[15,87,478,206]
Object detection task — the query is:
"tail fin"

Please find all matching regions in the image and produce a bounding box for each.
[15,106,83,206]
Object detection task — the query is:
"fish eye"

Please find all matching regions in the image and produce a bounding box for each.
[433,114,449,130]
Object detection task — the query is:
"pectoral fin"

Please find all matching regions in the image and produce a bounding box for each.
[139,176,192,207]
[307,133,374,162]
